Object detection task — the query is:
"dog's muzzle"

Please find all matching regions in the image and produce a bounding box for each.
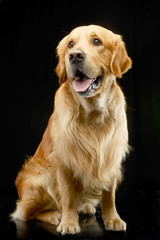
[69,50,102,97]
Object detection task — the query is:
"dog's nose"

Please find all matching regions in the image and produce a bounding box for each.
[69,50,86,64]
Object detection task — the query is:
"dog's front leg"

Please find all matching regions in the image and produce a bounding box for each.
[57,166,80,235]
[102,178,126,231]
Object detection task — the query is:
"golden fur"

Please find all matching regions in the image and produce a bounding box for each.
[11,25,132,235]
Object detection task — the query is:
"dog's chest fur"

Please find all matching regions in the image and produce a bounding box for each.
[53,82,128,191]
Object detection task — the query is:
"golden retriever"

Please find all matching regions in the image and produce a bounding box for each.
[11,25,132,235]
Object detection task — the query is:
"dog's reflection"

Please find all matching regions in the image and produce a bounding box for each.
[79,215,104,237]
[13,215,103,238]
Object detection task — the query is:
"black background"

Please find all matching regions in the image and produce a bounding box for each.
[2,0,160,192]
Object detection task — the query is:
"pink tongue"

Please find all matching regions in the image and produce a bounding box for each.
[72,77,92,92]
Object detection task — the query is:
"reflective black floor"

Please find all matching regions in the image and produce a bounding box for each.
[0,190,160,239]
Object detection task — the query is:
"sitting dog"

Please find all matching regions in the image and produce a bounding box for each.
[11,25,132,235]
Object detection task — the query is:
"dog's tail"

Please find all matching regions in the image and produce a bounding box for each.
[10,199,38,221]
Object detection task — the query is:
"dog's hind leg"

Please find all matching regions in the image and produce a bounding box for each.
[11,185,58,223]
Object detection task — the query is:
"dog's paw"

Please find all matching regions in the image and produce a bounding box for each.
[57,221,81,235]
[36,210,61,226]
[78,204,96,215]
[103,216,126,231]
[50,211,62,226]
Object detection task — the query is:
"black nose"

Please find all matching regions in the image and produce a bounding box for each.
[69,50,86,64]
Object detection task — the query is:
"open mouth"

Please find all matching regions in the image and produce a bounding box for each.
[72,70,102,95]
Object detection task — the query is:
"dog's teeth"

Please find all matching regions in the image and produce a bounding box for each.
[88,84,94,92]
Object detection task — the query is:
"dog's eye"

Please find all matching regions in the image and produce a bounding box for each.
[68,41,74,48]
[93,38,102,46]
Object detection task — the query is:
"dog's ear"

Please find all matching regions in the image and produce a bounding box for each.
[110,36,132,78]
[56,35,68,84]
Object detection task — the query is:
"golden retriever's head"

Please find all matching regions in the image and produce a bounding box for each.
[56,25,132,98]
